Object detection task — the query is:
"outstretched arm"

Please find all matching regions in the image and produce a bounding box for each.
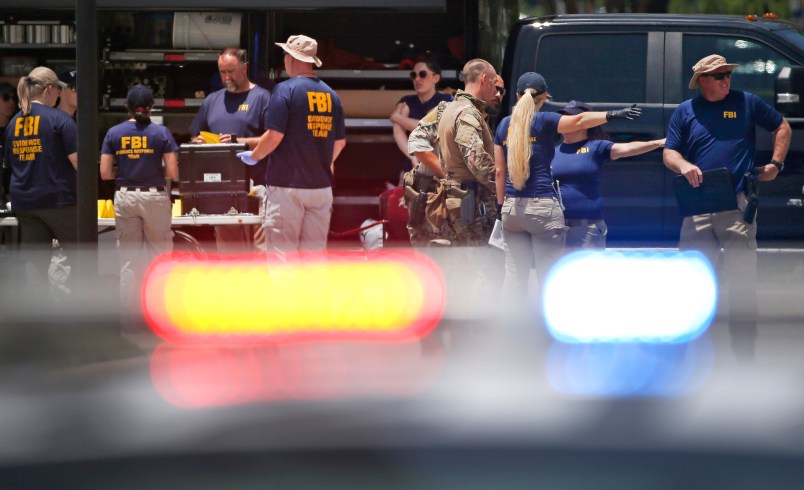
[610,138,665,160]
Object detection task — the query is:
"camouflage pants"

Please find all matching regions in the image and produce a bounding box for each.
[436,187,496,247]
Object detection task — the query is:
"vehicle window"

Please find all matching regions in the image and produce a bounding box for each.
[682,34,795,104]
[534,33,647,104]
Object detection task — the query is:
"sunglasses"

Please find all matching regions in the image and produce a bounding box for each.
[701,71,732,80]
[495,86,506,96]
[409,70,433,80]
[1,94,16,102]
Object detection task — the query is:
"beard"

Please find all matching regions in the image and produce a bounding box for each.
[485,102,501,117]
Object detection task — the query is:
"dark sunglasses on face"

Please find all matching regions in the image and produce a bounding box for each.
[2,93,17,102]
[495,86,506,96]
[409,70,432,80]
[702,71,732,80]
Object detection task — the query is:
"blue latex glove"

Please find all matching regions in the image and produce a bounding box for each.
[236,150,258,166]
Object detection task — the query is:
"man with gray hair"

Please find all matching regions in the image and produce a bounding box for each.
[664,53,791,360]
[238,35,346,253]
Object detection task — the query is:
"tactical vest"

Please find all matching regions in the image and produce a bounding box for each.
[437,91,493,182]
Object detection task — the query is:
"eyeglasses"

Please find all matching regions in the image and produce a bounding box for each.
[495,86,506,96]
[1,94,17,102]
[409,70,433,80]
[701,71,732,80]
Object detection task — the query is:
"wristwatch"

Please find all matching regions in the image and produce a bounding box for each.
[770,160,785,172]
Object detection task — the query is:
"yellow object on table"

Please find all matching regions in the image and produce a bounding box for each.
[97,200,114,218]
[172,200,182,217]
[199,131,220,144]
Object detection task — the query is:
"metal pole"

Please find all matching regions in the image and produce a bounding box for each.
[75,0,99,276]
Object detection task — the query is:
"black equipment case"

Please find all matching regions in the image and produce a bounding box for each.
[178,143,259,215]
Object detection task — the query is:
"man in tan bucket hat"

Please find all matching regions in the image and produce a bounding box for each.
[276,34,322,67]
[238,34,345,252]
[687,54,739,89]
[664,53,791,360]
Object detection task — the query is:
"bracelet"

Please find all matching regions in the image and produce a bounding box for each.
[770,160,784,172]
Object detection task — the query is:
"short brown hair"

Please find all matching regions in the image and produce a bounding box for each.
[461,59,494,85]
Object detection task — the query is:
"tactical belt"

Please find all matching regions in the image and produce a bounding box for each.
[412,173,438,194]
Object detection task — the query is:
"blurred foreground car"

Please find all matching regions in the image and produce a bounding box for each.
[1,246,804,489]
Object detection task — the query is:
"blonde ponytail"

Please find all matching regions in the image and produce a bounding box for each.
[507,89,537,190]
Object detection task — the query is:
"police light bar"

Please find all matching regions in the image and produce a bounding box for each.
[142,250,445,343]
[543,250,717,344]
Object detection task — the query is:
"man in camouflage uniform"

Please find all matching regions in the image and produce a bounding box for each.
[404,74,504,247]
[435,59,500,246]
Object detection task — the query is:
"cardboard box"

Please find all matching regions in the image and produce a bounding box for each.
[337,89,409,118]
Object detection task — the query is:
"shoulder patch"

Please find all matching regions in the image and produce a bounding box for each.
[459,111,482,129]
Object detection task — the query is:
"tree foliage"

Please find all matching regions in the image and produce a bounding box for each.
[520,0,792,16]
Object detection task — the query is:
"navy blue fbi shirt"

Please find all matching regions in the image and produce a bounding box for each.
[551,139,615,221]
[189,85,272,185]
[4,104,77,211]
[398,92,453,120]
[666,90,782,193]
[264,77,346,189]
[494,111,562,198]
[102,120,179,188]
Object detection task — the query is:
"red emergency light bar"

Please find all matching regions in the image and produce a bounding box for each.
[141,250,446,343]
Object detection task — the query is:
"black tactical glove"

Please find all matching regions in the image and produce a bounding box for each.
[606,103,642,121]
[495,202,503,221]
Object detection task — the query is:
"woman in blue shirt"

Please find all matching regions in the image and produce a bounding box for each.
[493,74,641,299]
[4,67,77,294]
[552,100,664,248]
[100,84,178,309]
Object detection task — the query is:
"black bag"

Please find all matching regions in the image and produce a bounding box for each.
[673,168,737,217]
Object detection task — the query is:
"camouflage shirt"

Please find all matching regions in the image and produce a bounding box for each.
[436,90,495,189]
[407,100,449,177]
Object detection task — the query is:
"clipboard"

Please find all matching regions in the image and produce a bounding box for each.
[673,168,737,217]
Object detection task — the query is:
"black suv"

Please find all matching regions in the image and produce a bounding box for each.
[501,14,804,244]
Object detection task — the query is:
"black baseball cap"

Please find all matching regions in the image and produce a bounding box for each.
[0,81,15,94]
[557,100,593,115]
[126,84,154,113]
[58,70,77,89]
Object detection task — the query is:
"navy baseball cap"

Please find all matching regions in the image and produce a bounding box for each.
[58,70,77,89]
[126,84,154,113]
[516,72,547,95]
[558,100,593,115]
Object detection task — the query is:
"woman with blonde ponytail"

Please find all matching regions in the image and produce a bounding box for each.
[3,66,78,296]
[493,72,642,298]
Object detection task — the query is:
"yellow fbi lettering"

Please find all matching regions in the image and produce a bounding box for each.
[118,136,153,159]
[307,91,334,137]
[11,138,43,161]
[723,111,738,119]
[122,136,148,149]
[307,92,332,113]
[577,147,590,154]
[14,115,40,137]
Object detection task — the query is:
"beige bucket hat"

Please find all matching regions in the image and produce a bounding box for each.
[688,54,740,89]
[276,34,322,67]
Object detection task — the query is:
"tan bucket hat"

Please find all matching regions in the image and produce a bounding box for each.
[276,34,322,67]
[688,54,740,89]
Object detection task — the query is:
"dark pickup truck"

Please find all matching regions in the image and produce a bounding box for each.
[500,14,804,244]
